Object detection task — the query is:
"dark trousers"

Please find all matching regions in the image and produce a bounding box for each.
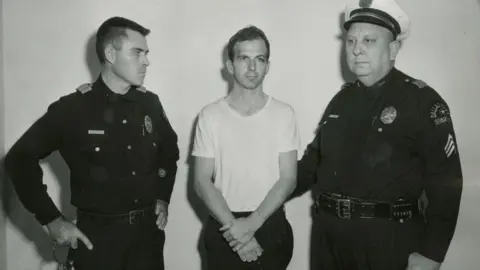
[204,208,294,270]
[311,210,425,270]
[67,207,165,270]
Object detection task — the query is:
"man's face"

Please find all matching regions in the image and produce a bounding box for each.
[227,39,270,90]
[110,29,150,86]
[345,22,398,80]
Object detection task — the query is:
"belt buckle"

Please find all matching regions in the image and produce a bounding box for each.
[337,198,352,219]
[128,209,144,225]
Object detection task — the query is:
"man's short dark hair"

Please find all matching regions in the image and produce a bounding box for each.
[96,16,150,63]
[227,26,271,62]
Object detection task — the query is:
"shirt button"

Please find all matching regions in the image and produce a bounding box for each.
[95,147,100,152]
[122,119,127,124]
[134,199,138,203]
[127,145,132,150]
[132,171,136,176]
[378,128,383,132]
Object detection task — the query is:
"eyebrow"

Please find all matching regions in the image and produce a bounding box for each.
[132,47,149,54]
[236,53,266,58]
[346,34,377,39]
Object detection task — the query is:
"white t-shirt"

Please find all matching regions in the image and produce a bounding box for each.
[192,96,301,212]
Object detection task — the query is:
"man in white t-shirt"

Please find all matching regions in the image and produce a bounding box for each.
[192,26,300,270]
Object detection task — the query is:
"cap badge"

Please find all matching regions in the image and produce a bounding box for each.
[359,0,373,8]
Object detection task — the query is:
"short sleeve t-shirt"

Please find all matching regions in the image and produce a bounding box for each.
[192,96,301,211]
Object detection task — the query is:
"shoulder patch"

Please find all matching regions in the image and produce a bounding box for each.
[76,83,92,94]
[429,101,451,126]
[136,85,147,93]
[408,79,428,89]
[341,82,354,90]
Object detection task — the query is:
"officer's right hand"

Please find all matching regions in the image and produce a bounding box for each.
[46,216,93,250]
[237,237,263,263]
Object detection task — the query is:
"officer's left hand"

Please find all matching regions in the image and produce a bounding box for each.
[406,252,441,270]
[155,200,169,230]
[220,217,260,252]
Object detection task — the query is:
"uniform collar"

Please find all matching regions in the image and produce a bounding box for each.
[92,76,143,103]
[359,67,398,99]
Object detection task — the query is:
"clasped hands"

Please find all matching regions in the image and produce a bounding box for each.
[219,214,264,263]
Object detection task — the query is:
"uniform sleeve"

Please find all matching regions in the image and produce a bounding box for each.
[279,106,301,153]
[289,132,321,199]
[4,100,65,225]
[416,92,463,262]
[289,88,345,200]
[191,109,215,158]
[153,95,180,204]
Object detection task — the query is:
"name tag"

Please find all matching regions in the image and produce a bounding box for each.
[88,130,105,135]
[328,114,339,119]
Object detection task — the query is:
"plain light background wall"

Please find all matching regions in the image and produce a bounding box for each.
[0,0,6,268]
[2,0,480,269]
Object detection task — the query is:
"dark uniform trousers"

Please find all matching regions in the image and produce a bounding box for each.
[68,205,165,270]
[204,208,294,270]
[311,210,424,270]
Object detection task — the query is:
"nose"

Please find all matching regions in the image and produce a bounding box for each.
[247,59,256,71]
[353,41,362,56]
[143,55,150,66]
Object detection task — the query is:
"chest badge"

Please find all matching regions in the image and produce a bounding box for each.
[144,115,153,133]
[380,106,397,124]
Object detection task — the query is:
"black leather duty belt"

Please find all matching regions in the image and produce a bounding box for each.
[314,193,420,223]
[77,205,156,226]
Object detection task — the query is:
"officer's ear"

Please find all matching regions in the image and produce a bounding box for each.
[389,40,402,61]
[104,44,117,64]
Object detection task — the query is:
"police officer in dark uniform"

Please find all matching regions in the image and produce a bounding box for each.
[292,0,463,269]
[4,17,179,270]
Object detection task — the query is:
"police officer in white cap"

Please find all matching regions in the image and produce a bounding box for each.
[291,0,463,269]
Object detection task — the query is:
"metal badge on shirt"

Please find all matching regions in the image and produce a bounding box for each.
[144,115,153,134]
[380,106,397,124]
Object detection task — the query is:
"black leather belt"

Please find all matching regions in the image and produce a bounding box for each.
[314,192,420,222]
[77,205,156,226]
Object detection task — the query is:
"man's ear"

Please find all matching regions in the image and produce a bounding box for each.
[389,40,402,60]
[226,60,234,75]
[104,44,116,64]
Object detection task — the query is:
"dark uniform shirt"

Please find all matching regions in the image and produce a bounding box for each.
[294,67,463,262]
[4,76,180,226]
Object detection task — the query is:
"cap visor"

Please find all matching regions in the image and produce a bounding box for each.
[344,15,393,33]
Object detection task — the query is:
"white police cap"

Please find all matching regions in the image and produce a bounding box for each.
[343,0,410,40]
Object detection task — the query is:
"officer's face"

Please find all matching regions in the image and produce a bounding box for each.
[226,39,270,90]
[110,29,150,86]
[345,23,400,81]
